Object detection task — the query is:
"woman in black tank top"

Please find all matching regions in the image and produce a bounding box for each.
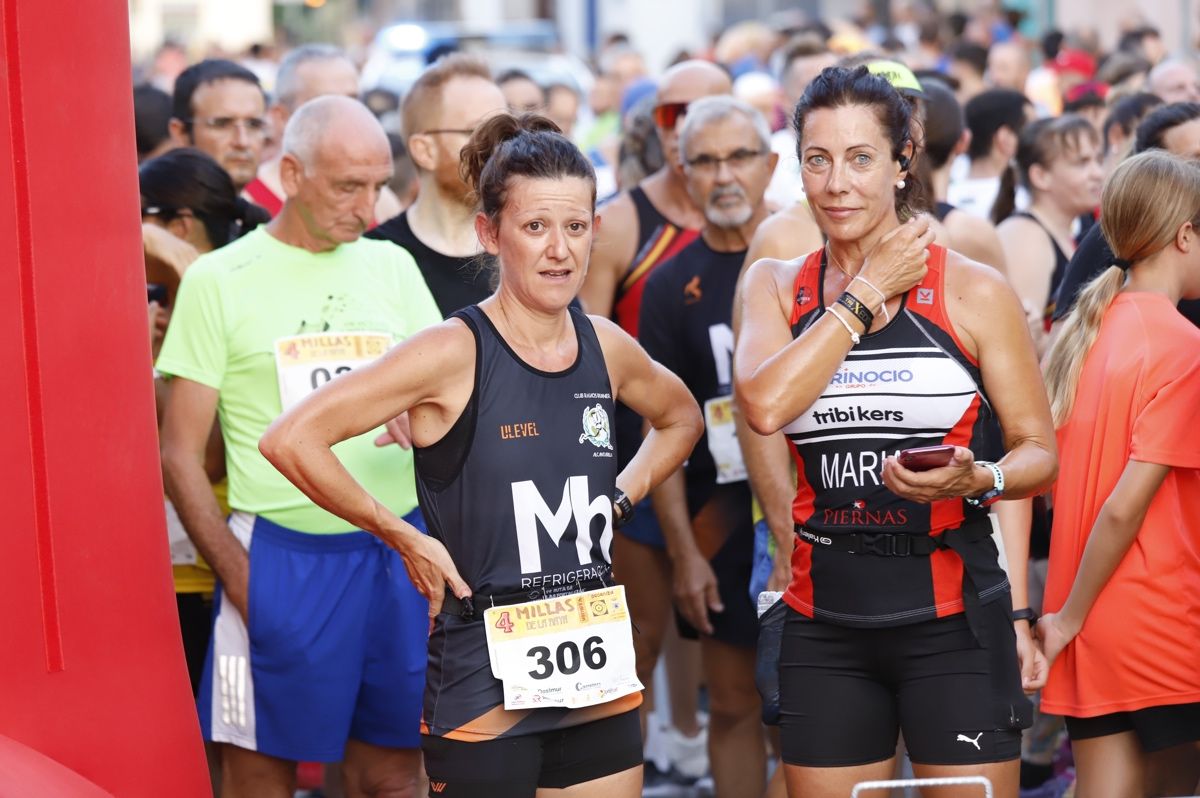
[735,66,1058,797]
[260,114,701,798]
[994,115,1104,352]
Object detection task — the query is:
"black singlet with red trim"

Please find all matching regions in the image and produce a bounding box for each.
[611,186,700,471]
[414,305,640,741]
[781,245,1008,628]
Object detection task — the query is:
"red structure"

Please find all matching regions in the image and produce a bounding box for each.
[1,0,210,793]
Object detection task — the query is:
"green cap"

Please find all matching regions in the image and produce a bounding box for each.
[866,60,926,98]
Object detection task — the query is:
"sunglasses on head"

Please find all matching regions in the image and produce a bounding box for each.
[653,102,689,130]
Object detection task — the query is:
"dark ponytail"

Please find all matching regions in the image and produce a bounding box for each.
[990,162,1018,224]
[232,196,270,243]
[460,112,596,222]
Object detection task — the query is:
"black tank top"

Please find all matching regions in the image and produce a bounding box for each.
[934,200,955,223]
[781,246,1008,627]
[611,186,700,472]
[1011,211,1070,324]
[415,305,640,740]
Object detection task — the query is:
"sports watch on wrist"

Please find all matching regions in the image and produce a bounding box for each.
[612,489,634,529]
[1011,608,1038,626]
[965,461,1005,508]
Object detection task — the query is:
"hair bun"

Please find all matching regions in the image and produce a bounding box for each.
[459,112,563,194]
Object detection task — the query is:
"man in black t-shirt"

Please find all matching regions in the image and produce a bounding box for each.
[367,55,507,316]
[638,96,777,798]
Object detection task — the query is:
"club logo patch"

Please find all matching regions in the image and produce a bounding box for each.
[578,404,613,450]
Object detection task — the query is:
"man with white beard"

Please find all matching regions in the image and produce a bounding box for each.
[636,96,778,798]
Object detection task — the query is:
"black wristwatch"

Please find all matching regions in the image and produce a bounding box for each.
[1011,608,1038,626]
[612,489,634,529]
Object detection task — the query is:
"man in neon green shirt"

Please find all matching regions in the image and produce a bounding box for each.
[158,96,440,797]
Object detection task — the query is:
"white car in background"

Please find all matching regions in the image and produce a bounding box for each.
[361,19,594,100]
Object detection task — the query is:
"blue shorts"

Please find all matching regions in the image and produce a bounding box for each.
[748,519,774,604]
[198,510,428,761]
[614,498,665,548]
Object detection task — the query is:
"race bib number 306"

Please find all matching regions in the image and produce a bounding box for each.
[274,332,392,411]
[483,586,643,711]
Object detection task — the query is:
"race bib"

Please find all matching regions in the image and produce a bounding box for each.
[704,395,747,484]
[483,586,642,711]
[273,332,392,412]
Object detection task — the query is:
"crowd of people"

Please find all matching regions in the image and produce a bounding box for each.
[136,5,1200,798]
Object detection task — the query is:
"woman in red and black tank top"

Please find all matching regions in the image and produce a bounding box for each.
[734,66,1058,797]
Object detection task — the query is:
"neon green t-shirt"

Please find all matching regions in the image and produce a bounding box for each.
[157,227,442,533]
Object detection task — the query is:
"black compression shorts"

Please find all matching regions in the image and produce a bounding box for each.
[778,597,1031,767]
[674,510,758,648]
[421,710,642,797]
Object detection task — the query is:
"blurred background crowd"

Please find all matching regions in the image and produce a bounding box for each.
[129,2,1200,797]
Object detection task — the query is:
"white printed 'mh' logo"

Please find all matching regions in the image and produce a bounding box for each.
[511,476,613,573]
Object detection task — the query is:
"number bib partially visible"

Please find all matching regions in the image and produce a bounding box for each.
[273,332,392,411]
[483,586,643,711]
[704,395,747,484]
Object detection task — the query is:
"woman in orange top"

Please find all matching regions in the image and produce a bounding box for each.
[1040,150,1200,797]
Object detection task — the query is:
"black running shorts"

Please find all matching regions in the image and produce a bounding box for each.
[1065,702,1200,752]
[421,709,642,797]
[778,597,1031,767]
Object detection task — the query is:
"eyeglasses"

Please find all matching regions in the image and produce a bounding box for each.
[188,116,268,135]
[684,148,767,172]
[419,128,476,136]
[653,102,689,130]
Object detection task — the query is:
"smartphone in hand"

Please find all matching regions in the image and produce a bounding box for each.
[897,444,956,472]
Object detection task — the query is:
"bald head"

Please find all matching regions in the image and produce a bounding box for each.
[654,61,733,175]
[282,95,389,170]
[277,96,393,250]
[658,60,733,105]
[1149,59,1200,103]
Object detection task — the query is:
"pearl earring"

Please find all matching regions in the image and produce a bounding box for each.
[896,178,906,189]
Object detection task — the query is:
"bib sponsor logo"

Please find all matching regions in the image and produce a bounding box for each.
[917,287,935,304]
[812,406,904,425]
[511,476,612,574]
[830,368,914,388]
[578,404,612,450]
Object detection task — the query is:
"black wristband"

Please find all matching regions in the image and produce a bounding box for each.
[835,291,874,329]
[612,489,634,529]
[1011,608,1038,625]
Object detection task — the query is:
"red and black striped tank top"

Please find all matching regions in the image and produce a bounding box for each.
[781,245,1008,627]
[612,186,700,337]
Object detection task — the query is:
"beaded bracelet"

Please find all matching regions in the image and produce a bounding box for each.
[826,304,861,345]
[835,291,874,329]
